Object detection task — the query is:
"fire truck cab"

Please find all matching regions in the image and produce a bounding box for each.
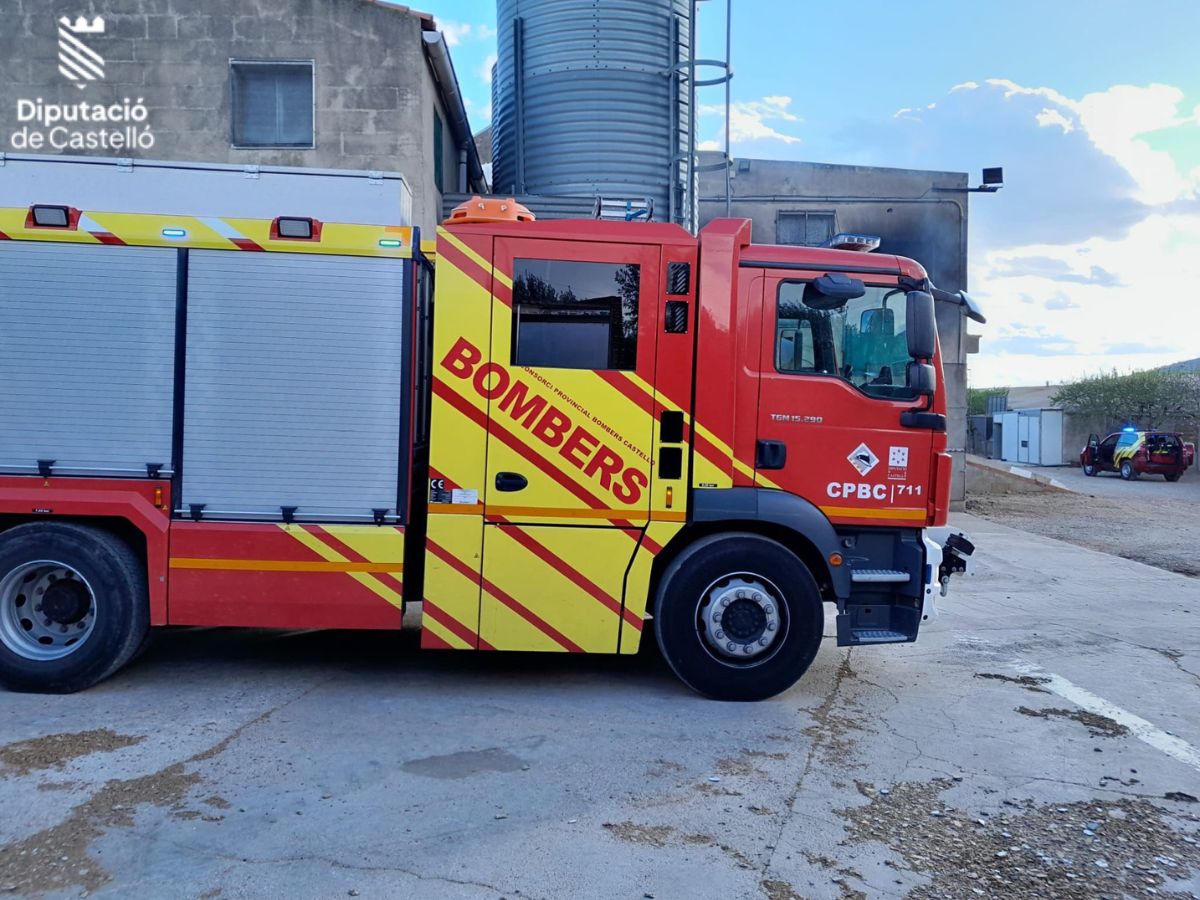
[0,198,974,700]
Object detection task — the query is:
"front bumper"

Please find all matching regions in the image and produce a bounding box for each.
[920,526,976,618]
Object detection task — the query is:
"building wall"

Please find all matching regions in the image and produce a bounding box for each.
[0,0,450,230]
[698,156,976,504]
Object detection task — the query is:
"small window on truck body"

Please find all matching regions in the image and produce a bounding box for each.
[774,281,916,400]
[511,258,639,370]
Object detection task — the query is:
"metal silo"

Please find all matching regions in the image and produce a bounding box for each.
[492,0,693,225]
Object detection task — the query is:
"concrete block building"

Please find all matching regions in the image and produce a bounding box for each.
[0,0,486,230]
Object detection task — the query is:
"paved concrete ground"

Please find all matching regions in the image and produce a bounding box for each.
[967,456,1200,579]
[1,513,1198,899]
[1049,459,1200,500]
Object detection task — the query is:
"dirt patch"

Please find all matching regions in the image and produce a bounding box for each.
[840,778,1200,899]
[603,822,754,867]
[1016,706,1129,738]
[716,755,767,778]
[0,762,201,895]
[0,729,142,776]
[760,879,804,900]
[35,781,79,792]
[974,673,1051,693]
[647,758,684,778]
[602,821,674,848]
[0,695,289,895]
[739,748,787,763]
[966,490,1200,578]
[804,654,864,768]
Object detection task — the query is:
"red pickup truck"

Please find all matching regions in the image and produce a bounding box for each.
[1081,430,1196,481]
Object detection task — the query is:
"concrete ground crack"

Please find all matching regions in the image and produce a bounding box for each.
[759,650,858,892]
[140,838,534,899]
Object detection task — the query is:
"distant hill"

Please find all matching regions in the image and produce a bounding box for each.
[1160,357,1200,374]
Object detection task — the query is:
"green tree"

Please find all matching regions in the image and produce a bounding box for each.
[967,386,1007,416]
[1051,369,1200,429]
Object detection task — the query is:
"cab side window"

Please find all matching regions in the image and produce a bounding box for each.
[511,258,639,370]
[775,281,915,400]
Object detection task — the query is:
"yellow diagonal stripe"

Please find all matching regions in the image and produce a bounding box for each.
[440,230,513,289]
[278,525,403,609]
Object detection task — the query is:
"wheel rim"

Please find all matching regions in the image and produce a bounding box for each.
[0,561,97,661]
[695,573,788,666]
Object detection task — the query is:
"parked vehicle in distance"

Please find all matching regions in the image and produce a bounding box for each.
[1081,430,1195,481]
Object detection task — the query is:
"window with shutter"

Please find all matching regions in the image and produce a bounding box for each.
[231,61,314,149]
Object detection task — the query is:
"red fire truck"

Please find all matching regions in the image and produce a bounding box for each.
[0,198,975,700]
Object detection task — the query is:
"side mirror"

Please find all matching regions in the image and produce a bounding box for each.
[905,290,936,360]
[906,362,936,397]
[803,273,865,311]
[860,307,895,336]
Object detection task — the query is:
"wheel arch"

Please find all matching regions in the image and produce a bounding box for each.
[0,513,164,624]
[650,488,851,610]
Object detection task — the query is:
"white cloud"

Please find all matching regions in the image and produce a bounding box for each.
[699,95,803,146]
[970,211,1200,385]
[478,52,498,85]
[983,78,1198,204]
[1035,108,1074,133]
[440,21,496,47]
[852,77,1200,386]
[697,139,721,151]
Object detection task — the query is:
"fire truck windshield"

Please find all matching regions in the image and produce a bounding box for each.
[775,283,917,400]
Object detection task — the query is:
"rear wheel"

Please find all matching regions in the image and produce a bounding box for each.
[1165,472,1181,482]
[1120,460,1137,480]
[654,533,824,701]
[0,523,148,693]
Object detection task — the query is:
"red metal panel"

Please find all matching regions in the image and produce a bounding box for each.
[168,522,402,630]
[0,476,170,624]
[694,219,753,483]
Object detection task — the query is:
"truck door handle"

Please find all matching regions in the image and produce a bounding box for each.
[755,440,787,470]
[495,472,528,492]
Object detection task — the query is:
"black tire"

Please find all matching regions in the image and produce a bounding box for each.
[1165,472,1181,482]
[1120,460,1137,480]
[1082,463,1097,476]
[0,522,148,693]
[653,533,824,701]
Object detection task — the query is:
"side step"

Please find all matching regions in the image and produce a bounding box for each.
[849,629,910,644]
[850,568,910,584]
[835,604,921,647]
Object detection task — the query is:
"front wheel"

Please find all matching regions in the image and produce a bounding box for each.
[1120,460,1137,480]
[1082,463,1097,476]
[0,523,148,693]
[1165,472,1181,482]
[654,533,824,701]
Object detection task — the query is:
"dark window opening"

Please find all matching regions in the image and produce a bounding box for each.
[231,61,314,148]
[512,259,639,370]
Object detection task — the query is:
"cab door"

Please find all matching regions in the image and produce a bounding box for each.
[477,237,660,652]
[755,271,935,528]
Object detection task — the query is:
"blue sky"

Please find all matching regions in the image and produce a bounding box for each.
[415,1,1200,387]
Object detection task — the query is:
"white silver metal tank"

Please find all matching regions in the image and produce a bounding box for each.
[492,0,692,224]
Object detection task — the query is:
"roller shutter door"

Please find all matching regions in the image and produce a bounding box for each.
[0,242,176,476]
[181,250,408,522]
